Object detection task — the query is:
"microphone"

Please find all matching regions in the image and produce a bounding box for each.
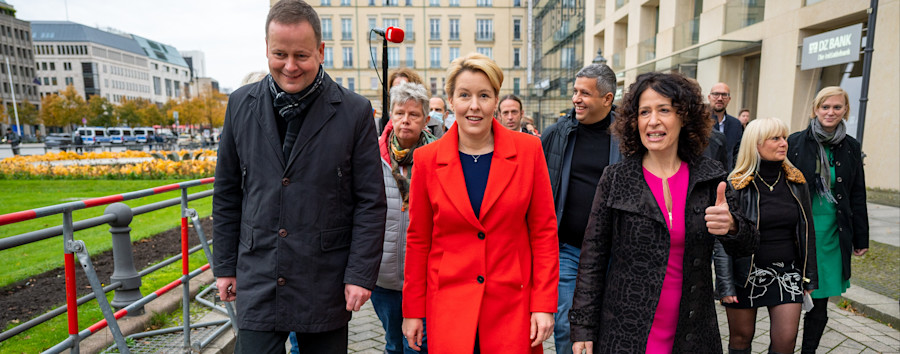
[373,27,405,43]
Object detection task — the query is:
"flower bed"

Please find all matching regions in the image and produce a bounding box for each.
[0,150,217,179]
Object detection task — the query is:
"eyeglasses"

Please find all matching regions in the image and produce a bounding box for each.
[710,92,730,98]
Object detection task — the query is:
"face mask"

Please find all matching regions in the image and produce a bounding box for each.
[429,111,444,125]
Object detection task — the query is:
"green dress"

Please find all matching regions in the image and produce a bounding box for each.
[810,147,851,299]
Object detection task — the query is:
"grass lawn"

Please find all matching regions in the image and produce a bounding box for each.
[0,179,213,288]
[0,251,210,352]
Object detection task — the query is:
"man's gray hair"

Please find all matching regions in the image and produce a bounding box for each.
[576,64,616,95]
[390,82,430,116]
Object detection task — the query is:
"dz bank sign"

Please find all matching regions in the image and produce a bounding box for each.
[801,23,863,70]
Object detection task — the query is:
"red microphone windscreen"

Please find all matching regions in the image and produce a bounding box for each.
[385,27,405,43]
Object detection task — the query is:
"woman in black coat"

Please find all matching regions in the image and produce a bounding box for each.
[569,72,758,353]
[787,86,869,353]
[714,117,817,354]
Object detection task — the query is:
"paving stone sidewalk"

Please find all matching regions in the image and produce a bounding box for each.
[338,298,899,353]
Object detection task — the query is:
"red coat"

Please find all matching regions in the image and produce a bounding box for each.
[403,119,559,353]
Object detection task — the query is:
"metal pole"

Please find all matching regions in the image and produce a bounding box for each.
[181,187,192,350]
[62,211,79,354]
[106,203,144,314]
[4,57,21,134]
[380,37,389,132]
[856,0,878,147]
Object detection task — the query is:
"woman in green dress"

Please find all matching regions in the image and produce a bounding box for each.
[787,86,869,353]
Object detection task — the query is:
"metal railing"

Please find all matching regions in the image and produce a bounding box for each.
[0,177,236,353]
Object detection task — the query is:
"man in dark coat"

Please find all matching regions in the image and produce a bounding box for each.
[4,127,20,155]
[540,64,621,354]
[212,1,387,352]
[708,82,743,162]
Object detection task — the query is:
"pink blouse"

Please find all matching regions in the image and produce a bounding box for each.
[641,161,689,353]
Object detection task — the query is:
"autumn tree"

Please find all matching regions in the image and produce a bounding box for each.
[197,91,227,128]
[11,100,40,126]
[137,99,166,126]
[116,98,141,127]
[166,97,202,133]
[87,95,115,127]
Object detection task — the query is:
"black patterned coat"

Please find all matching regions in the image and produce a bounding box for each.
[569,155,758,353]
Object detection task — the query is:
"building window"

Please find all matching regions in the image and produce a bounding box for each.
[430,19,440,40]
[335,77,343,86]
[449,19,460,40]
[476,47,492,59]
[383,0,398,5]
[324,47,334,68]
[449,47,460,62]
[51,77,58,85]
[430,47,441,68]
[341,0,351,5]
[43,77,49,85]
[50,62,55,70]
[369,0,374,5]
[405,18,415,40]
[369,47,378,68]
[371,77,379,90]
[476,19,493,41]
[406,0,412,5]
[165,78,172,97]
[406,47,415,67]
[384,18,399,29]
[514,0,520,6]
[387,47,399,67]
[513,48,521,67]
[430,0,439,5]
[561,47,575,69]
[343,47,354,67]
[65,77,73,85]
[430,77,438,95]
[341,18,353,40]
[347,78,355,91]
[513,78,520,95]
[322,19,333,40]
[321,0,331,5]
[449,0,459,5]
[513,19,521,40]
[476,0,491,6]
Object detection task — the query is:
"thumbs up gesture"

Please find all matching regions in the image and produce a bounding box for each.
[705,182,736,235]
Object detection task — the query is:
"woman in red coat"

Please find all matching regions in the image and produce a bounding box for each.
[401,53,559,353]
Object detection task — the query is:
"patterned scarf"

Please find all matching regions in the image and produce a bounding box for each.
[267,66,326,161]
[389,130,437,210]
[807,117,846,204]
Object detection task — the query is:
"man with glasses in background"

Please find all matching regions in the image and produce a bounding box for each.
[708,82,743,163]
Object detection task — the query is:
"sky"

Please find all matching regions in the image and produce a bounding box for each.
[11,0,271,92]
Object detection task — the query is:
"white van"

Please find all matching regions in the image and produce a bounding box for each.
[132,127,154,143]
[75,127,111,145]
[107,127,134,144]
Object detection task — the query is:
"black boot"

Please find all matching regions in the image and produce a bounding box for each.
[801,316,828,354]
[728,347,752,354]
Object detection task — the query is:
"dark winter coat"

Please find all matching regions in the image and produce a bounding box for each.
[212,74,387,333]
[788,123,868,280]
[540,108,622,226]
[713,162,818,299]
[569,155,758,353]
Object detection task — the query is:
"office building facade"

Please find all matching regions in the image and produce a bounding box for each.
[584,0,899,190]
[0,0,40,135]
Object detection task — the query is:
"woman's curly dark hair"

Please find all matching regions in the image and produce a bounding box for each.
[613,72,711,162]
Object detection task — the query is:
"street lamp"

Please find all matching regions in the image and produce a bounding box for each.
[592,49,607,66]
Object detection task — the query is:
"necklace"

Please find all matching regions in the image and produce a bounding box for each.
[471,154,483,163]
[758,171,781,191]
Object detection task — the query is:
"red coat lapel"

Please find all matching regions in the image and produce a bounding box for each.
[479,119,517,219]
[435,124,482,228]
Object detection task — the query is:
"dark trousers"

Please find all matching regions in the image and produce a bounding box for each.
[235,325,348,354]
